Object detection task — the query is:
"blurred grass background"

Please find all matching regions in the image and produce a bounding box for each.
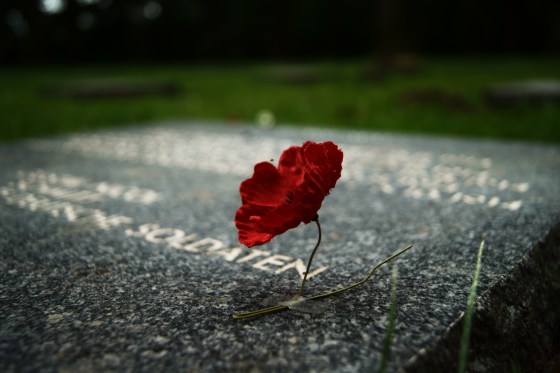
[1,57,559,143]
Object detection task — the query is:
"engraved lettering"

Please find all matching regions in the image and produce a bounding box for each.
[168,234,198,249]
[183,237,224,253]
[275,258,329,280]
[502,200,522,211]
[212,247,243,262]
[252,255,291,272]
[125,223,160,237]
[146,228,186,243]
[236,249,270,263]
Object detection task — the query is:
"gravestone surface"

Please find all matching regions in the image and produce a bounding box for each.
[1,122,559,372]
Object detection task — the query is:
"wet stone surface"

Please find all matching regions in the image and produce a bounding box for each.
[1,122,559,372]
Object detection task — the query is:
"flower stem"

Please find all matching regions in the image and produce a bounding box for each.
[232,304,289,320]
[232,244,413,320]
[299,217,322,297]
[306,244,412,301]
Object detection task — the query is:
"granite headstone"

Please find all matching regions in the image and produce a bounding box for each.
[1,122,559,372]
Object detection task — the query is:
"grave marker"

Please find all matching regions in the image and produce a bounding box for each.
[1,122,559,372]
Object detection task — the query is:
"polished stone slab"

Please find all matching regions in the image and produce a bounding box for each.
[1,122,559,372]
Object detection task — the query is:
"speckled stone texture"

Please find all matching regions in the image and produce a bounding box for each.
[1,122,559,372]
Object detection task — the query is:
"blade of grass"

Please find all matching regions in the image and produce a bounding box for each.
[377,265,398,373]
[458,240,485,373]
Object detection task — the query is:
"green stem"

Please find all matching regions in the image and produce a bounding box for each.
[232,244,413,319]
[307,244,412,301]
[378,265,399,373]
[299,217,322,297]
[232,304,289,320]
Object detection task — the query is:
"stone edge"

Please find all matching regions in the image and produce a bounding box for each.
[402,220,560,372]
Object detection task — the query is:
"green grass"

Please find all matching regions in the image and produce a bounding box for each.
[377,265,399,373]
[374,242,484,372]
[1,58,559,143]
[458,240,485,373]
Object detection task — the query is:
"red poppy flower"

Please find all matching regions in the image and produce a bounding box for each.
[235,141,343,247]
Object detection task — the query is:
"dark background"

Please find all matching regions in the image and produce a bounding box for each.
[2,0,559,65]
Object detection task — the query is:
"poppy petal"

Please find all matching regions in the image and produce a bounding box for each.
[234,141,343,247]
[278,145,305,187]
[240,162,290,207]
[302,141,343,194]
[235,204,275,247]
[253,203,304,235]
